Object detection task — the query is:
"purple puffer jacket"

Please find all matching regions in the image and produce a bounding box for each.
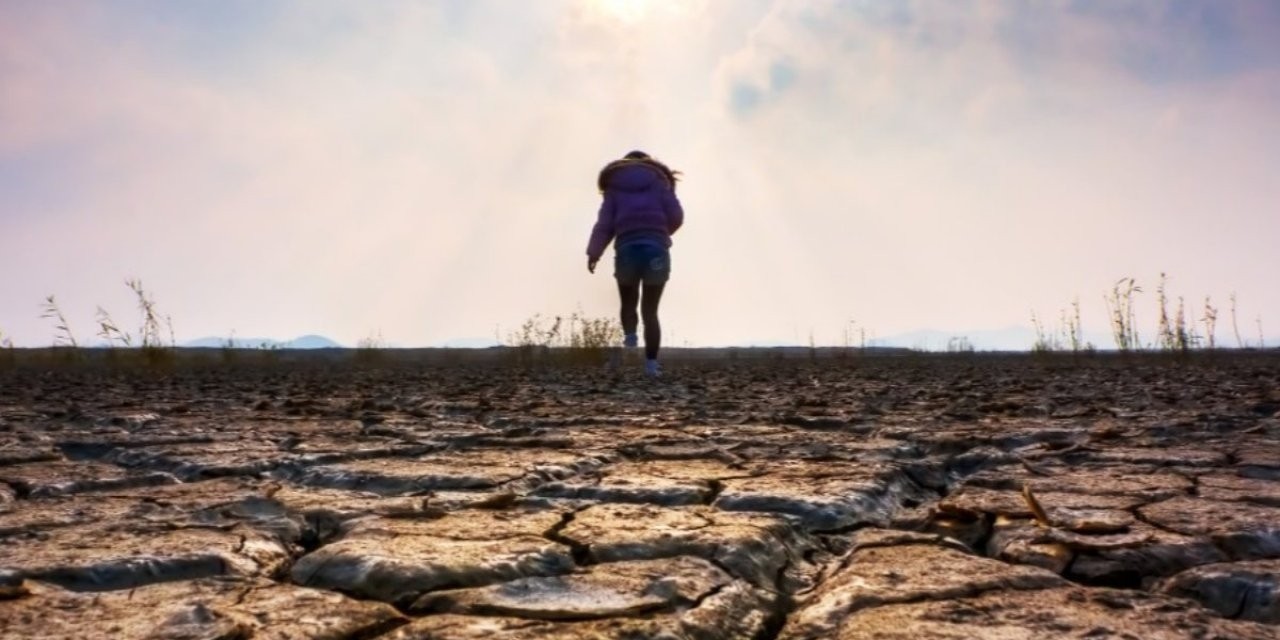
[586,162,684,260]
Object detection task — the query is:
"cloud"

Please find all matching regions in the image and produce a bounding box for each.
[698,0,1280,337]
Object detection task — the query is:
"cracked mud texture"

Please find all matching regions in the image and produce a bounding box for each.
[2,351,1279,639]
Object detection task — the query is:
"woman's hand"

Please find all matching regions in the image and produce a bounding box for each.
[588,257,598,274]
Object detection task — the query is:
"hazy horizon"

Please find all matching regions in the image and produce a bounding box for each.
[3,1,1278,349]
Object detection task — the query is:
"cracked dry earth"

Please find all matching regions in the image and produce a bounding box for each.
[2,353,1280,639]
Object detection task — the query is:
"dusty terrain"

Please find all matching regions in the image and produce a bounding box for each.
[2,351,1279,639]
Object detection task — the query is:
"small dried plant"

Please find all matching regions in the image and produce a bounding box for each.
[355,331,387,364]
[1230,292,1243,348]
[1104,278,1141,352]
[126,279,164,348]
[220,331,238,364]
[1156,273,1174,351]
[508,314,563,348]
[40,295,78,348]
[1061,301,1079,352]
[1201,296,1218,350]
[1030,311,1057,353]
[840,320,866,358]
[95,306,133,348]
[1173,296,1192,352]
[1033,298,1092,354]
[1154,275,1195,353]
[255,340,284,365]
[126,279,174,367]
[568,313,622,350]
[507,311,622,366]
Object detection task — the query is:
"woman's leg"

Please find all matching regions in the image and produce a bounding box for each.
[640,282,664,361]
[617,282,640,340]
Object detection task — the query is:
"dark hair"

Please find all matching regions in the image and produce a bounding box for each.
[598,151,680,192]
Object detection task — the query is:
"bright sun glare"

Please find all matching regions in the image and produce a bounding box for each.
[592,0,651,23]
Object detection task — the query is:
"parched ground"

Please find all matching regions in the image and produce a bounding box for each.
[2,351,1279,639]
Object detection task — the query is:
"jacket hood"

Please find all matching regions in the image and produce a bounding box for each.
[599,161,669,193]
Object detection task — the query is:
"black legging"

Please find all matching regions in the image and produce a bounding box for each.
[618,282,664,360]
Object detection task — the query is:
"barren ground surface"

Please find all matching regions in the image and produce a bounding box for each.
[2,352,1280,639]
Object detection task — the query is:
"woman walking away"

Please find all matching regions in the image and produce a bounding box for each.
[586,150,684,377]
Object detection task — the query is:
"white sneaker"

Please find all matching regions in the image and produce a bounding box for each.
[644,359,661,378]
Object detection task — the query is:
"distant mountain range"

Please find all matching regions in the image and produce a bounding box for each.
[176,325,1117,352]
[183,334,342,349]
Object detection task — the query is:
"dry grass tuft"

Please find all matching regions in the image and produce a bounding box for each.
[40,295,78,348]
[355,331,387,365]
[1105,277,1142,352]
[505,311,623,367]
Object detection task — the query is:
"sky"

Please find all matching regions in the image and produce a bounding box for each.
[1,0,1278,349]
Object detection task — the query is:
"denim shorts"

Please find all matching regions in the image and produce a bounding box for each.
[614,243,671,286]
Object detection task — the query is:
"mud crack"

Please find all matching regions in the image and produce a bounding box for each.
[544,507,592,566]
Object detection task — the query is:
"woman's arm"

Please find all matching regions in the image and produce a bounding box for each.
[662,188,684,235]
[586,191,617,260]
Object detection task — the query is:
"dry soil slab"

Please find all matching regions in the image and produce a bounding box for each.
[1,515,290,590]
[794,586,1278,640]
[284,449,612,496]
[0,479,455,592]
[1197,473,1280,508]
[533,458,749,506]
[385,604,770,640]
[291,508,576,606]
[0,577,404,640]
[958,463,1195,501]
[925,462,1280,586]
[104,439,295,479]
[556,503,816,590]
[786,538,1068,635]
[711,459,932,530]
[0,443,61,466]
[1138,496,1280,559]
[0,459,177,497]
[783,536,1276,639]
[1236,443,1280,479]
[398,556,777,638]
[1158,558,1280,623]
